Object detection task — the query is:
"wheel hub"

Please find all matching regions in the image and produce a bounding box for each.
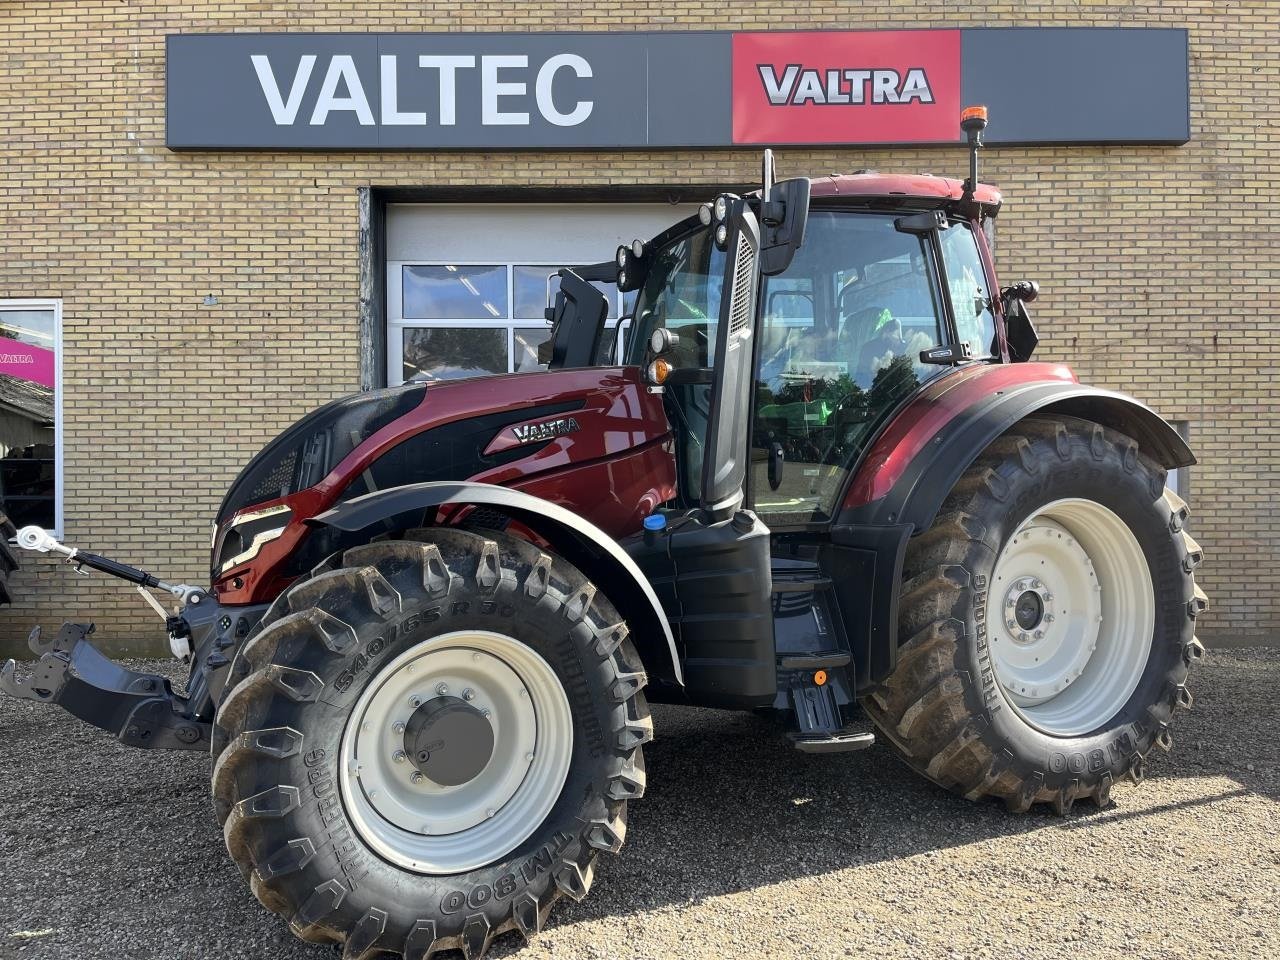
[1013,589,1045,632]
[404,695,495,787]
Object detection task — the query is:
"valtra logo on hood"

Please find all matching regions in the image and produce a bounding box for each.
[732,30,961,145]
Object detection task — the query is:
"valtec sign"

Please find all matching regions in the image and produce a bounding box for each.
[166,29,1190,150]
[251,52,595,129]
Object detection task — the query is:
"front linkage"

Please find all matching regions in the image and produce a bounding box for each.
[1,621,208,749]
[1,526,231,752]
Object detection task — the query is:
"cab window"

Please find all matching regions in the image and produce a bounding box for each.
[938,222,999,359]
[751,210,947,525]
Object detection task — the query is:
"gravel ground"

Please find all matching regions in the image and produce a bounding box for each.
[1,648,1277,960]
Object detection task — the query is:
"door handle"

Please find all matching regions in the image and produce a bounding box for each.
[768,442,785,491]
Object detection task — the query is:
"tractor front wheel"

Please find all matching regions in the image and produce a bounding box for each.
[210,528,651,959]
[863,416,1206,814]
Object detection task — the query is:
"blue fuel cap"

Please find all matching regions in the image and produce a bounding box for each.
[642,513,667,531]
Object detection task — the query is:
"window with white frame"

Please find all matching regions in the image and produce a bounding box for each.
[383,203,699,387]
[389,262,630,384]
[0,299,62,535]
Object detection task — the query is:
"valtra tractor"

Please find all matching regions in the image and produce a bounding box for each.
[2,107,1207,959]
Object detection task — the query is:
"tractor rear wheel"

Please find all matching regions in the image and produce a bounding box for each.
[862,416,1206,814]
[210,528,651,959]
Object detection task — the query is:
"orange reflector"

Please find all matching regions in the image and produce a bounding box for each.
[813,669,828,686]
[647,358,673,384]
[961,104,988,123]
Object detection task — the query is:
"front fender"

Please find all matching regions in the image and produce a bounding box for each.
[310,481,682,686]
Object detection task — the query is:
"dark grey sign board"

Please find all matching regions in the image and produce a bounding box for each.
[165,28,1190,150]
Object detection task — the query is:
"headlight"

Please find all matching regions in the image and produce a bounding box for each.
[714,222,729,248]
[616,246,628,269]
[631,238,644,258]
[212,503,292,576]
[713,195,728,222]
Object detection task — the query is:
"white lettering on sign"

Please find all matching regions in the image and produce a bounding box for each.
[251,53,594,128]
[756,64,934,105]
[537,54,593,126]
[381,55,425,125]
[418,56,476,126]
[251,54,316,124]
[311,55,375,125]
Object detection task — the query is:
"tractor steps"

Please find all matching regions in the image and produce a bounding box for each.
[790,727,876,754]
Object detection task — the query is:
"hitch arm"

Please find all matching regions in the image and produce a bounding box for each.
[0,623,208,750]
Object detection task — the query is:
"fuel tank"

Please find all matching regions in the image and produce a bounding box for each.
[211,366,675,605]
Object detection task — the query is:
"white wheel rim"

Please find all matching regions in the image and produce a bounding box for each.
[339,630,573,875]
[985,498,1154,737]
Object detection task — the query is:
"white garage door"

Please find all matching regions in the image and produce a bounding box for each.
[385,202,698,385]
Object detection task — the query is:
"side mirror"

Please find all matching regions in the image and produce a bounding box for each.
[1003,296,1039,362]
[1003,280,1039,303]
[758,176,810,276]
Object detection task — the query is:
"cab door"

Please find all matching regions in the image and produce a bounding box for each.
[749,209,957,527]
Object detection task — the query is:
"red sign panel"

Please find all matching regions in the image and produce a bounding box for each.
[732,30,961,145]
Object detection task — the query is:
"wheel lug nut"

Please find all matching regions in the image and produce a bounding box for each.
[411,772,424,784]
[481,709,492,719]
[1006,619,1017,630]
[435,682,449,696]
[1034,630,1044,639]
[393,750,407,764]
[1044,593,1053,602]
[1032,579,1042,589]
[409,695,421,708]
[1006,597,1015,608]
[1019,632,1030,643]
[485,808,496,819]
[1046,614,1055,623]
[462,688,476,701]
[393,720,406,734]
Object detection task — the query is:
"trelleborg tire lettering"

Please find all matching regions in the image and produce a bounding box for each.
[210,527,652,959]
[862,416,1206,814]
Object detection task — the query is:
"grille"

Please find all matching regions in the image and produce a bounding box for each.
[248,449,297,503]
[727,232,756,334]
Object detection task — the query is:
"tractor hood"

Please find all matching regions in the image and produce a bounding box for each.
[210,367,674,601]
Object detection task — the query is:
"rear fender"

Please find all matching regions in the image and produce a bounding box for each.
[836,370,1192,690]
[310,482,682,686]
[842,376,1193,531]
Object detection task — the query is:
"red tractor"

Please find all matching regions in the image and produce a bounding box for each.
[2,108,1206,959]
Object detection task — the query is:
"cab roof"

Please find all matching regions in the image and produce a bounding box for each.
[808,173,1002,213]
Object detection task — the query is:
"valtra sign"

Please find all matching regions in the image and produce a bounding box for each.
[732,30,960,145]
[166,29,1190,150]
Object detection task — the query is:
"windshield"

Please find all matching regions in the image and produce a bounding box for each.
[625,225,726,369]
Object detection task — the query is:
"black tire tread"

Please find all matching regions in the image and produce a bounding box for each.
[211,527,652,958]
[862,416,1205,815]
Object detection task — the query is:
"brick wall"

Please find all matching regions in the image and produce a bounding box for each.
[0,2,1273,656]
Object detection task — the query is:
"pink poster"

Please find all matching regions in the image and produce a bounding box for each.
[0,340,54,389]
